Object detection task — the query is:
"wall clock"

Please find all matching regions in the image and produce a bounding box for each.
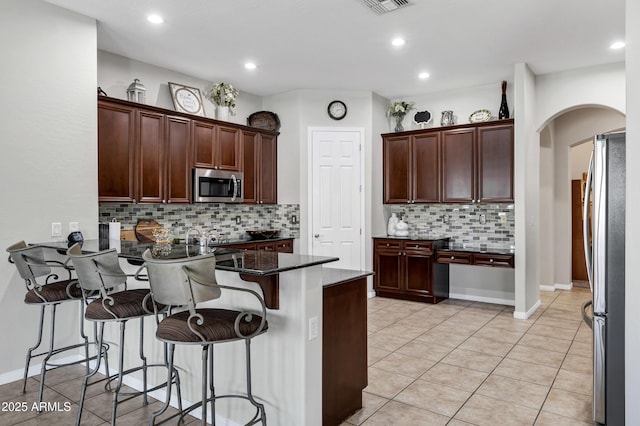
[327,100,347,120]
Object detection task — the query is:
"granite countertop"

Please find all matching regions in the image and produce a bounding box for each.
[322,268,374,288]
[37,239,338,276]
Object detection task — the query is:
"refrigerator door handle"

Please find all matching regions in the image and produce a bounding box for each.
[593,315,606,424]
[581,300,593,329]
[583,150,593,292]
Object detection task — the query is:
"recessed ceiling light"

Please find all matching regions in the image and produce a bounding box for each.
[418,72,430,79]
[147,14,164,24]
[244,62,257,70]
[391,37,406,47]
[610,41,625,50]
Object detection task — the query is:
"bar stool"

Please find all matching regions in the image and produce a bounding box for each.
[141,249,268,426]
[6,241,103,410]
[66,243,182,426]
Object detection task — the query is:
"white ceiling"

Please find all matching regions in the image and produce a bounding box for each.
[43,0,625,99]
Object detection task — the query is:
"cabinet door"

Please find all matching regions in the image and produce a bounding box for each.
[404,250,433,296]
[192,120,216,168]
[165,116,192,204]
[383,135,410,203]
[216,125,241,171]
[255,241,276,251]
[374,249,403,291]
[441,128,475,203]
[259,133,278,204]
[137,110,165,204]
[477,124,514,202]
[241,130,258,204]
[98,102,136,203]
[412,133,441,203]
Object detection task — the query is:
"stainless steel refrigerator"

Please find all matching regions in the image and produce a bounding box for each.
[582,132,625,425]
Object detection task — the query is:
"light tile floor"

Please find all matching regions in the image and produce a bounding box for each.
[0,288,592,425]
[344,287,593,426]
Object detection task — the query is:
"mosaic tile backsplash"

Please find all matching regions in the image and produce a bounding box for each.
[99,204,300,242]
[387,203,515,247]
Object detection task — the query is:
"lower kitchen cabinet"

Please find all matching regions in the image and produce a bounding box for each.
[373,238,449,303]
[435,250,514,268]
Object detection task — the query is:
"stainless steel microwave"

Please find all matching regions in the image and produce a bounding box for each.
[192,168,243,203]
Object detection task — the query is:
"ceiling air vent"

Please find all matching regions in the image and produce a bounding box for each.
[362,0,410,14]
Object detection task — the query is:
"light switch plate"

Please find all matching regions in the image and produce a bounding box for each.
[51,222,62,237]
[308,316,318,340]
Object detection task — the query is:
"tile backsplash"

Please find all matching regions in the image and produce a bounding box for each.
[99,204,300,242]
[387,203,515,247]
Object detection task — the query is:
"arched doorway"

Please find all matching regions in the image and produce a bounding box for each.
[538,106,625,290]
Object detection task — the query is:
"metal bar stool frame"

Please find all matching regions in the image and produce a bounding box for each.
[67,243,182,426]
[6,241,107,412]
[142,249,268,426]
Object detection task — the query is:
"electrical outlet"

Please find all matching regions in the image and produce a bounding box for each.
[51,222,62,237]
[479,214,486,224]
[498,212,507,224]
[69,222,79,232]
[291,215,298,224]
[235,216,241,225]
[308,316,318,341]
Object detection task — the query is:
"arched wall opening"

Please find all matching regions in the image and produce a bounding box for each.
[538,105,625,290]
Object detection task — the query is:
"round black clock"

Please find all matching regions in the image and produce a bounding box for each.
[327,100,347,120]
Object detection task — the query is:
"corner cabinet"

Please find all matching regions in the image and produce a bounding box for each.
[373,238,449,303]
[98,96,278,204]
[382,119,513,204]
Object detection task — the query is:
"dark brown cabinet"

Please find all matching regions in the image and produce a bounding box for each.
[373,238,449,303]
[242,130,277,204]
[98,101,191,204]
[435,251,514,268]
[382,119,514,205]
[98,101,136,203]
[441,123,514,203]
[192,120,241,171]
[223,239,293,253]
[383,133,440,204]
[98,97,278,205]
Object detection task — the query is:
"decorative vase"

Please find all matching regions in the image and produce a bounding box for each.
[395,218,409,237]
[394,115,405,132]
[387,213,399,236]
[216,105,230,121]
[498,80,510,119]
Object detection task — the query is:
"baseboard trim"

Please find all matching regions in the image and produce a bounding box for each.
[513,300,541,319]
[540,283,573,292]
[367,290,377,298]
[539,285,556,292]
[0,354,85,386]
[448,293,515,306]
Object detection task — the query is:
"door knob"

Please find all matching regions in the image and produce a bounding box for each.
[314,234,320,238]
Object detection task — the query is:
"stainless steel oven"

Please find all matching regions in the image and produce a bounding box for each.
[192,168,243,203]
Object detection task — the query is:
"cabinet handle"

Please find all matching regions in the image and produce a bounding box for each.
[386,243,390,247]
[490,258,494,263]
[167,200,171,204]
[133,199,137,204]
[451,256,455,260]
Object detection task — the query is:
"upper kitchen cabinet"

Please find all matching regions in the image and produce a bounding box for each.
[476,123,514,202]
[98,101,136,203]
[98,98,191,204]
[192,120,241,171]
[442,121,514,203]
[383,133,440,204]
[242,130,277,204]
[441,127,476,203]
[383,119,514,205]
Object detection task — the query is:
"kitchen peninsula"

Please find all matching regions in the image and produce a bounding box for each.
[39,240,367,426]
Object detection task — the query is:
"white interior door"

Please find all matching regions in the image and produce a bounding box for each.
[310,128,364,270]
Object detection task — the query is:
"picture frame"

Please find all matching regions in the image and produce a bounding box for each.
[168,82,205,116]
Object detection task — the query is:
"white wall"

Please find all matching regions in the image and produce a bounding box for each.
[570,142,593,180]
[0,0,98,376]
[539,125,554,288]
[98,50,262,126]
[626,0,640,422]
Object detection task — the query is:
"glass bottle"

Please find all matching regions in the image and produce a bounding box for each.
[499,81,510,119]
